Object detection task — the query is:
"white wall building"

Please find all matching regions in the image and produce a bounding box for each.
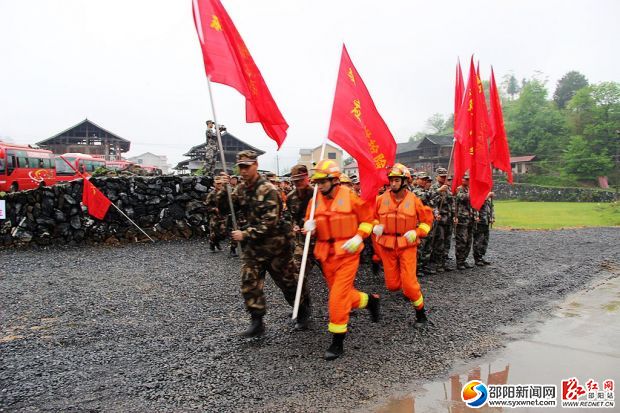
[127,152,171,174]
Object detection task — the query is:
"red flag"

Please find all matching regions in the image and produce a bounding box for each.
[453,57,492,210]
[328,45,396,202]
[82,178,111,220]
[452,59,467,192]
[489,68,513,183]
[192,0,288,148]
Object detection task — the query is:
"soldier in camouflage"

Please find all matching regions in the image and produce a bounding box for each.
[286,164,318,278]
[412,172,433,274]
[443,175,455,266]
[429,167,454,272]
[473,191,495,266]
[219,150,311,337]
[204,120,218,177]
[205,176,226,252]
[454,173,475,270]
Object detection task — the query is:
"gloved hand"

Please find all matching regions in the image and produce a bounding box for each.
[404,230,417,244]
[342,234,363,253]
[372,224,384,237]
[303,219,316,232]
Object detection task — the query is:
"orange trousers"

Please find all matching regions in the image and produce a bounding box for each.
[320,253,368,333]
[376,245,424,310]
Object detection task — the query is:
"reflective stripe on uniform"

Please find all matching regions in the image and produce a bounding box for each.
[358,292,369,309]
[358,222,373,235]
[412,295,424,308]
[328,322,348,334]
[418,223,431,234]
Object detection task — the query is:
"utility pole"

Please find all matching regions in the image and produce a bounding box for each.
[276,153,280,176]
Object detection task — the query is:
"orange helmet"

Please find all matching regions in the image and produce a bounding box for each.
[388,163,411,180]
[311,159,341,180]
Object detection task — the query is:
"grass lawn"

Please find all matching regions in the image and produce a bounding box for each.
[494,201,620,230]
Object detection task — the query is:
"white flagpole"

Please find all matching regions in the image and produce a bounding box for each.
[205,75,241,238]
[292,141,327,319]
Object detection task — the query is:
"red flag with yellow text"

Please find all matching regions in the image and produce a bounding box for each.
[82,178,111,220]
[192,0,288,148]
[489,68,513,183]
[328,45,396,202]
[453,58,492,210]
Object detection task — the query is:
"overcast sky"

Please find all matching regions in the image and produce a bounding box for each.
[1,0,619,173]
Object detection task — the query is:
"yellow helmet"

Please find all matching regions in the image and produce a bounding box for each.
[388,163,411,180]
[339,174,352,184]
[311,159,341,180]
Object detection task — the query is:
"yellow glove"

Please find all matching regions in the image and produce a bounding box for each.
[404,230,417,244]
[342,234,363,253]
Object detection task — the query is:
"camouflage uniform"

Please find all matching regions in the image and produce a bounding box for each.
[219,167,309,318]
[412,178,433,272]
[287,183,316,276]
[429,174,454,271]
[205,186,226,250]
[473,197,494,264]
[204,121,218,177]
[454,184,474,267]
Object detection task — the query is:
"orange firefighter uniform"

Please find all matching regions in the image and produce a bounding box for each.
[373,164,434,324]
[307,184,376,333]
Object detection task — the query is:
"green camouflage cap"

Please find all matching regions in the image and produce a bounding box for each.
[436,167,448,176]
[290,164,309,181]
[236,150,258,165]
[417,171,431,180]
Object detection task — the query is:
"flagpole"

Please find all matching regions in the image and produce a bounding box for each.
[292,141,326,320]
[205,75,241,239]
[59,155,155,243]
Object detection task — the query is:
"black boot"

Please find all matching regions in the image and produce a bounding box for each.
[324,333,346,361]
[209,242,216,252]
[457,262,466,270]
[294,301,312,331]
[481,258,492,265]
[367,293,381,322]
[241,315,265,338]
[464,262,474,269]
[229,246,238,257]
[215,242,223,251]
[414,308,428,328]
[475,260,485,266]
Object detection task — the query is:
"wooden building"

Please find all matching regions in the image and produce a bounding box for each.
[37,119,130,160]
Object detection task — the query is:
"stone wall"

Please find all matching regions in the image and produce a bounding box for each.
[493,182,617,202]
[0,176,214,248]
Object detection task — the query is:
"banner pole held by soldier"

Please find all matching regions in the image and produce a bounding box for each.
[292,141,327,320]
[206,75,241,248]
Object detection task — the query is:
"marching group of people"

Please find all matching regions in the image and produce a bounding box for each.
[204,149,495,360]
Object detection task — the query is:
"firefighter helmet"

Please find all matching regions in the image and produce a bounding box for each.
[310,159,341,180]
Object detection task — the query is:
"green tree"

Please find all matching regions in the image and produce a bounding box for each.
[563,135,614,178]
[425,113,448,134]
[505,79,569,158]
[553,71,588,109]
[503,74,520,100]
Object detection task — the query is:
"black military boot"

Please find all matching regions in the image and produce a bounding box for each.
[209,242,216,252]
[475,259,485,266]
[324,333,346,361]
[229,246,238,257]
[215,242,223,251]
[367,293,381,322]
[481,258,492,265]
[426,264,437,275]
[457,262,466,270]
[241,315,265,338]
[464,262,474,269]
[294,301,312,331]
[414,308,428,328]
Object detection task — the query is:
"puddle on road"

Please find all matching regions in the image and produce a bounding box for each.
[375,276,620,412]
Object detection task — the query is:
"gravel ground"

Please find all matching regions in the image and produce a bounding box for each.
[1,227,619,412]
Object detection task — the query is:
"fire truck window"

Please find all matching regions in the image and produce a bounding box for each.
[0,158,5,173]
[18,157,28,167]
